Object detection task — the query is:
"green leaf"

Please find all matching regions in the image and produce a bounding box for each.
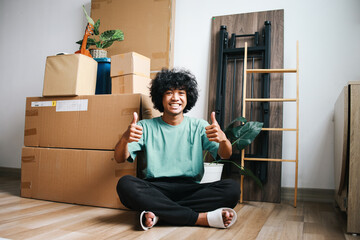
[87,38,96,45]
[82,5,94,26]
[95,41,102,48]
[98,30,124,49]
[75,38,96,49]
[100,41,113,49]
[233,121,263,150]
[93,19,100,35]
[224,116,247,140]
[100,30,124,41]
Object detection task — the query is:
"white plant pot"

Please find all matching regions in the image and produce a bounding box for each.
[200,162,224,184]
[90,49,107,58]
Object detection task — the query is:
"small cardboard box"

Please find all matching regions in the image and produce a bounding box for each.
[24,94,159,150]
[21,147,135,209]
[110,52,150,77]
[112,74,151,95]
[43,54,98,96]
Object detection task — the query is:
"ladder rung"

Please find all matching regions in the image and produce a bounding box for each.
[262,128,297,131]
[245,98,297,102]
[244,157,296,163]
[246,68,297,73]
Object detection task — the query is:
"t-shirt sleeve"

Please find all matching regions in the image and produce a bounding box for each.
[127,121,145,162]
[200,120,220,160]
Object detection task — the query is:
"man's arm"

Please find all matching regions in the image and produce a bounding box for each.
[205,112,232,159]
[114,112,143,163]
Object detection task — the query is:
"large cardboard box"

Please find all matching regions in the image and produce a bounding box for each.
[21,147,135,209]
[24,94,159,150]
[110,52,150,78]
[91,0,175,72]
[112,74,151,95]
[43,54,98,96]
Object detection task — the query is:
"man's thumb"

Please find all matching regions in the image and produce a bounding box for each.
[211,111,217,124]
[131,112,138,124]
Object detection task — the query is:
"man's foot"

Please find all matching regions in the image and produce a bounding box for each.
[222,209,234,227]
[140,211,159,230]
[144,211,156,228]
[196,208,237,228]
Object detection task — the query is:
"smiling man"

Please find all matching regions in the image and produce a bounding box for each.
[114,68,240,230]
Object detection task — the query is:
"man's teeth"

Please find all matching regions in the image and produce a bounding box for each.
[170,103,180,107]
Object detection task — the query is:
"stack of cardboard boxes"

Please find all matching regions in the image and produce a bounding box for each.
[21,52,158,209]
[111,52,152,95]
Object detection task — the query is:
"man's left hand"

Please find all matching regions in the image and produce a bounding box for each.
[205,112,227,143]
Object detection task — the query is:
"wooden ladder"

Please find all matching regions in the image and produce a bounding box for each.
[241,41,300,207]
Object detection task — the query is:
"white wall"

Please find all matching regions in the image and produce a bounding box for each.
[0,0,91,168]
[1,0,359,190]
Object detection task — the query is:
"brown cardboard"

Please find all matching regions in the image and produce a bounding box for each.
[21,147,135,209]
[43,54,98,96]
[110,52,150,78]
[112,74,151,95]
[24,94,160,150]
[91,0,176,72]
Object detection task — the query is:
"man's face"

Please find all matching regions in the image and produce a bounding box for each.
[162,88,187,116]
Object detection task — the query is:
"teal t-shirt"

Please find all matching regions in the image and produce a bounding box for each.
[128,116,219,182]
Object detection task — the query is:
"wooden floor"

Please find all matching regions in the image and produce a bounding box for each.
[0,175,359,240]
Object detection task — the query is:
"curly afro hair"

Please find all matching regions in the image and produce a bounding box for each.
[150,68,199,113]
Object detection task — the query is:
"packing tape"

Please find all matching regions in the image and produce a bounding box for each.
[21,182,31,189]
[121,108,138,115]
[115,169,136,177]
[22,155,35,162]
[24,128,37,136]
[132,72,151,78]
[26,109,39,116]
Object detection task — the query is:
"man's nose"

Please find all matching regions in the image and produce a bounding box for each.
[172,93,179,100]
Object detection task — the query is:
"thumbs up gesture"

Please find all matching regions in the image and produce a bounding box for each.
[205,112,227,143]
[123,112,143,143]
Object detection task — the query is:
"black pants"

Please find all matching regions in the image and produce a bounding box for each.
[116,175,240,226]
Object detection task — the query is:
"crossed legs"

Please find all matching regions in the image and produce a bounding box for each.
[116,175,240,227]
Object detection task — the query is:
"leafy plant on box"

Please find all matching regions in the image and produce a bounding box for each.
[76,6,124,50]
[204,116,263,187]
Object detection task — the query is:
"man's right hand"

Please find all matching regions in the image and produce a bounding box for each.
[114,112,143,163]
[122,112,143,143]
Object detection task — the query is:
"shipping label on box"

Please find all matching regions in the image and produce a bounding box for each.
[43,54,97,97]
[24,94,160,150]
[112,74,151,95]
[21,147,135,209]
[110,52,150,78]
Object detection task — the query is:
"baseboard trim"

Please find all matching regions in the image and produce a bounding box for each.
[281,187,335,203]
[0,167,21,179]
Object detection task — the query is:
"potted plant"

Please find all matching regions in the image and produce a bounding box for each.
[201,117,263,187]
[76,6,124,58]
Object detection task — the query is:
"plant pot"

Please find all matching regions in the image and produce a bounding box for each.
[90,49,107,58]
[200,162,224,184]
